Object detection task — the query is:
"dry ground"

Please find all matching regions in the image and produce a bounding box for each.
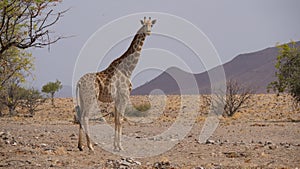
[0,94,299,168]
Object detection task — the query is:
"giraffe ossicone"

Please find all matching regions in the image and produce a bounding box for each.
[75,17,156,151]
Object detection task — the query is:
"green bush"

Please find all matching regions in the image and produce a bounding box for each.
[268,41,300,104]
[42,80,62,107]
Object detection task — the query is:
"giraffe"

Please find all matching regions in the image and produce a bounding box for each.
[75,17,156,151]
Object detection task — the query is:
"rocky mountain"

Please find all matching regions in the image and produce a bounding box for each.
[132,41,300,95]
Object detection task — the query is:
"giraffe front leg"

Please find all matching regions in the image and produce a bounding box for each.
[117,113,124,151]
[114,107,124,151]
[114,96,128,151]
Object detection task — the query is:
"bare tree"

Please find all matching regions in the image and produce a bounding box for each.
[223,80,254,116]
[203,80,254,117]
[0,0,65,53]
[0,0,66,87]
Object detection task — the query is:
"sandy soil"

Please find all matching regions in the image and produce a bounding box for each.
[0,94,299,168]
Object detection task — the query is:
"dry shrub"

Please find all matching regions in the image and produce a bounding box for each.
[203,80,255,117]
[125,102,151,117]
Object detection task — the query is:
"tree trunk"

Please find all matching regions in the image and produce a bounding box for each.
[51,93,54,107]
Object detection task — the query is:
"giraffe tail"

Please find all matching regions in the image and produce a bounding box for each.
[75,83,81,123]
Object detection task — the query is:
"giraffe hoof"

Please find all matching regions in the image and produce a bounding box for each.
[119,145,124,151]
[89,149,95,154]
[78,146,83,151]
[113,146,123,152]
[88,146,95,152]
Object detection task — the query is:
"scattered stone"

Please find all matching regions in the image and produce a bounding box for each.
[279,142,291,148]
[0,132,4,137]
[264,141,272,146]
[205,139,215,144]
[120,158,141,166]
[0,131,17,146]
[194,167,205,169]
[153,161,171,169]
[268,144,277,150]
[105,158,141,169]
[40,143,47,147]
[44,147,55,152]
[284,143,291,148]
[69,133,76,137]
[148,137,162,141]
[223,151,249,158]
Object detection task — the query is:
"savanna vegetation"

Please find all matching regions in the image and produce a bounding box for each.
[0,0,65,115]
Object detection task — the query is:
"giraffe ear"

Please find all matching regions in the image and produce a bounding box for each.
[140,20,144,25]
[151,19,157,25]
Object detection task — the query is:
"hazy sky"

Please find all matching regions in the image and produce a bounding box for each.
[31,0,300,89]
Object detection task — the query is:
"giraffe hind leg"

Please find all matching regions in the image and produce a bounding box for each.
[78,124,84,151]
[82,116,94,152]
[114,106,118,150]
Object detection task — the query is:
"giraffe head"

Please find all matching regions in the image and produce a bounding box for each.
[139,17,156,35]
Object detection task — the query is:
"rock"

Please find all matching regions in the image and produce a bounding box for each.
[224,151,249,158]
[105,158,141,168]
[284,143,291,148]
[69,133,76,137]
[269,144,277,150]
[264,141,272,146]
[120,158,141,166]
[40,143,47,147]
[153,161,171,169]
[0,132,4,137]
[280,142,291,148]
[0,131,18,146]
[205,139,215,144]
[194,167,205,169]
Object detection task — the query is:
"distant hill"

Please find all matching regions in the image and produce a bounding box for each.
[131,41,300,95]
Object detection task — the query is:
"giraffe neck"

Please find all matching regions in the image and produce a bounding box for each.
[107,30,146,77]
